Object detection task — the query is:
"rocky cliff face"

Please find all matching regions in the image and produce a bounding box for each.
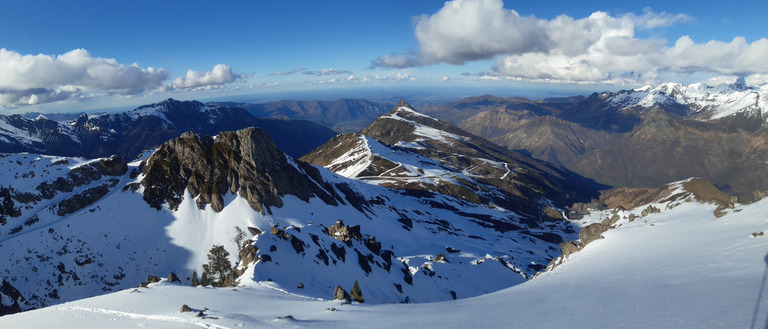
[140,127,340,213]
[0,121,591,312]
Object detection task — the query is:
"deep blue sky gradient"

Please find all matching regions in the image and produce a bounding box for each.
[1,0,766,112]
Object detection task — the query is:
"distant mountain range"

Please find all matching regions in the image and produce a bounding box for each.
[4,80,766,202]
[423,81,768,201]
[217,98,394,133]
[0,99,337,159]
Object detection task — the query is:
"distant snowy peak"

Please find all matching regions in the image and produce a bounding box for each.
[604,80,768,121]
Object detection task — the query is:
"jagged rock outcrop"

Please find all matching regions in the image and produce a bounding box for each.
[139,275,162,288]
[578,223,611,246]
[37,156,127,199]
[140,127,341,213]
[327,220,362,242]
[0,155,128,238]
[168,273,181,283]
[0,279,25,316]
[334,286,350,302]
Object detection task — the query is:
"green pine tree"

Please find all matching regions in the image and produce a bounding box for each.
[202,244,233,287]
[191,271,200,287]
[201,272,210,286]
[350,280,364,303]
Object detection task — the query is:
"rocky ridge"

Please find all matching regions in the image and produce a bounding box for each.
[139,127,342,213]
[302,100,606,221]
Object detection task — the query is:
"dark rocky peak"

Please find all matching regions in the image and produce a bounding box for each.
[361,101,473,146]
[140,127,341,213]
[136,98,206,113]
[396,99,413,109]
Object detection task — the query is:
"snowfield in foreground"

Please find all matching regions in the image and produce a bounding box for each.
[3,197,767,328]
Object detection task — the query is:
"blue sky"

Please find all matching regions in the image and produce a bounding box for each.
[1,0,767,112]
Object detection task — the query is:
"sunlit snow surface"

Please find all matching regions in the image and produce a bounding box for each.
[606,81,768,120]
[4,196,767,328]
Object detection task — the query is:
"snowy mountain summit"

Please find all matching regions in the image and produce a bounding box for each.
[302,100,605,219]
[603,78,768,121]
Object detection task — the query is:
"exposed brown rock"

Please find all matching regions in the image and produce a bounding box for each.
[168,272,181,283]
[247,226,262,236]
[559,241,580,258]
[140,127,341,213]
[334,286,350,302]
[579,223,611,246]
[239,244,258,267]
[327,220,361,242]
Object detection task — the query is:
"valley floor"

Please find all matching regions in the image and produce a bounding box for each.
[3,198,767,328]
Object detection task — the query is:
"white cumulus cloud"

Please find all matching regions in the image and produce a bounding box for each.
[373,0,768,84]
[0,48,168,107]
[171,64,242,89]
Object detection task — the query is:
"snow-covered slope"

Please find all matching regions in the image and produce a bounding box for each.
[603,78,768,121]
[0,123,590,312]
[2,183,765,328]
